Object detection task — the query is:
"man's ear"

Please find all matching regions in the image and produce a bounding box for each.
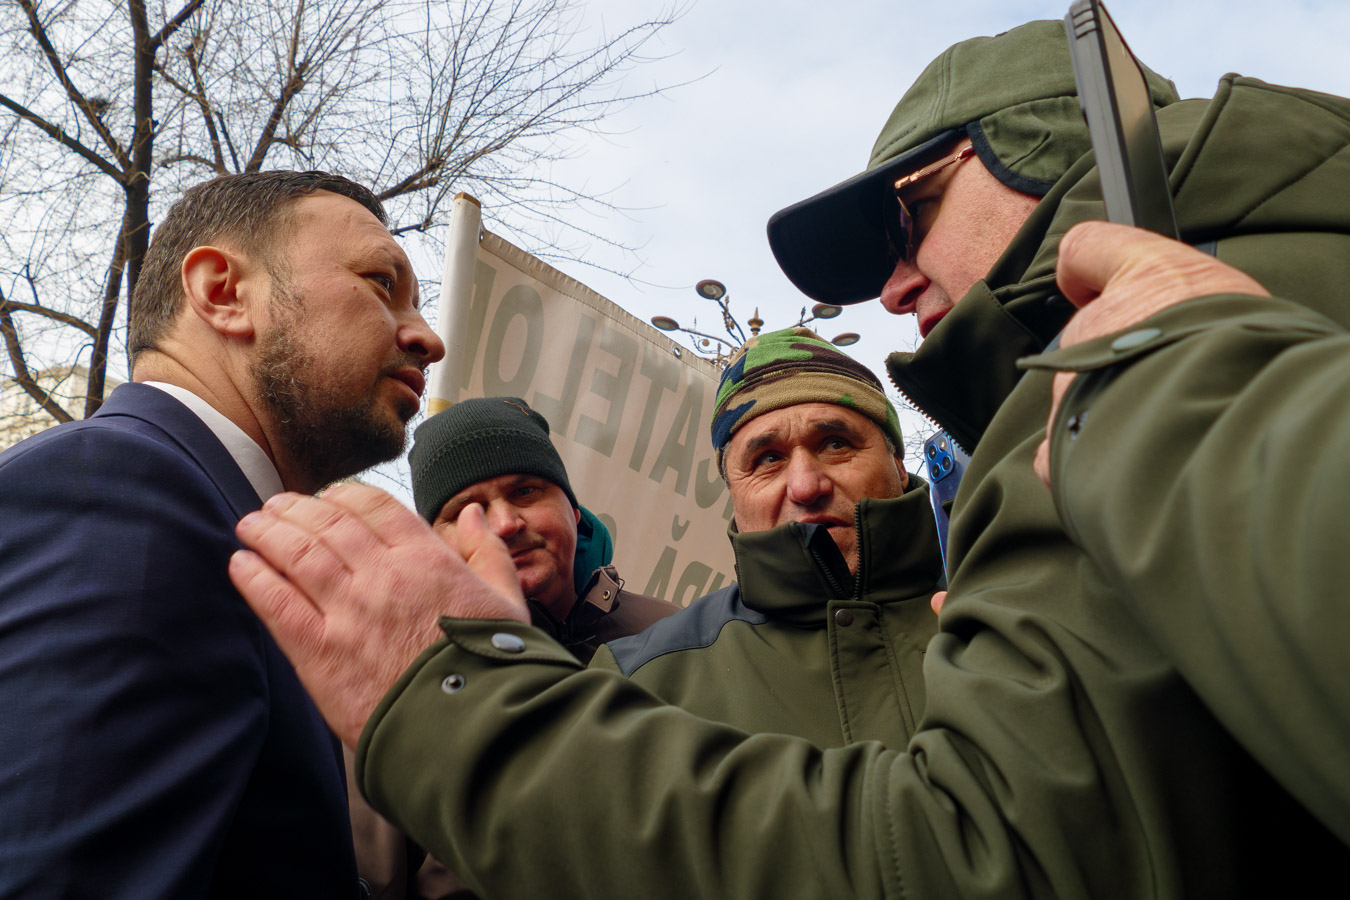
[181,245,256,340]
[895,454,910,491]
[573,506,582,526]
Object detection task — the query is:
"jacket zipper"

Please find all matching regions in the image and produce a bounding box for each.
[888,372,971,456]
[807,538,850,603]
[804,510,864,604]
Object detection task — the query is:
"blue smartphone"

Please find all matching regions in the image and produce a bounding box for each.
[922,429,971,584]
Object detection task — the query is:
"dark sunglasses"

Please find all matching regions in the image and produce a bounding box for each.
[885,144,975,262]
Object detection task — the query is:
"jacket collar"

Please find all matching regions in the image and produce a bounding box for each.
[883,153,1088,454]
[882,88,1294,452]
[729,482,942,625]
[95,383,264,518]
[528,567,620,644]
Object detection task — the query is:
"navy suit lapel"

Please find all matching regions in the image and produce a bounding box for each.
[95,383,266,518]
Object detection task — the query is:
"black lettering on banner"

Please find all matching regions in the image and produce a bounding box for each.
[670,515,689,541]
[628,346,680,472]
[574,325,636,457]
[648,377,703,495]
[634,512,732,602]
[642,545,676,600]
[693,457,726,510]
[671,561,712,608]
[454,260,498,394]
[596,512,619,553]
[482,284,543,397]
[641,550,731,606]
[531,313,597,439]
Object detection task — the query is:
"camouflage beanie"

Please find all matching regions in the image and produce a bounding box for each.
[768,19,1178,305]
[711,327,903,469]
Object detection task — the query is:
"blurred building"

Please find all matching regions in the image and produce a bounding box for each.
[0,366,121,450]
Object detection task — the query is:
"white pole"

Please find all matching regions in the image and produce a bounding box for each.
[426,192,483,414]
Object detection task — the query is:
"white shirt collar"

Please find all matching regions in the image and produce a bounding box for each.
[141,382,285,503]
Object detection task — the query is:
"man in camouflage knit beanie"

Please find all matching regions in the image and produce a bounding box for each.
[592,324,939,769]
[705,325,912,575]
[712,326,905,479]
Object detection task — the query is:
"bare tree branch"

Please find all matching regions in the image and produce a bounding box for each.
[0,93,123,181]
[1,0,686,434]
[83,212,131,418]
[1,284,76,425]
[0,296,100,336]
[153,47,222,169]
[16,0,130,170]
[151,0,207,49]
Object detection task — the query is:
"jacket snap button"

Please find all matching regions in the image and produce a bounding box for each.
[491,632,526,653]
[1110,328,1162,352]
[441,674,466,693]
[835,609,854,627]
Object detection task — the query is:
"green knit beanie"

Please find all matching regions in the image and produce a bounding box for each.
[711,327,903,469]
[409,397,577,523]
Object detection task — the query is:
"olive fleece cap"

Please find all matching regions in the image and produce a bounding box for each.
[767,19,1178,305]
[409,397,578,523]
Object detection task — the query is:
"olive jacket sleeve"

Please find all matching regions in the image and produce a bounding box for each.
[355,620,908,900]
[1024,293,1350,843]
[360,611,1113,900]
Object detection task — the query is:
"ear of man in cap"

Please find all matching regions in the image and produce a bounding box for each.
[711,326,905,476]
[768,19,1179,306]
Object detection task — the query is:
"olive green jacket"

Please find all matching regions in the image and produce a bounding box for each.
[590,487,941,748]
[1024,292,1350,847]
[354,76,1350,899]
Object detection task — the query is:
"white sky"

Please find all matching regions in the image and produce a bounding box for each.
[371,0,1350,499]
[482,0,1350,465]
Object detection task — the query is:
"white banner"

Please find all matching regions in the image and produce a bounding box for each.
[427,218,735,607]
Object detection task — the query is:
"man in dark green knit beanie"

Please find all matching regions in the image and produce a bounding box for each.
[352,396,681,898]
[410,396,586,622]
[408,396,676,647]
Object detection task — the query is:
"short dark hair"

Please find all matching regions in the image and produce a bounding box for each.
[128,170,386,362]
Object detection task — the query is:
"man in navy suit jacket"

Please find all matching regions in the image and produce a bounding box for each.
[0,171,444,897]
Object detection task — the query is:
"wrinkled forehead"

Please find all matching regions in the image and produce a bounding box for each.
[729,402,884,454]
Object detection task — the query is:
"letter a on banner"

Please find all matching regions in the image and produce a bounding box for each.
[425,197,734,605]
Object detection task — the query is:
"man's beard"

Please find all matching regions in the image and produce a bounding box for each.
[252,308,417,490]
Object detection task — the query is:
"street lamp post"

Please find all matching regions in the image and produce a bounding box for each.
[652,279,860,367]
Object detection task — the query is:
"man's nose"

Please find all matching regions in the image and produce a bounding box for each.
[399,309,446,364]
[784,449,831,507]
[879,255,927,316]
[484,500,525,539]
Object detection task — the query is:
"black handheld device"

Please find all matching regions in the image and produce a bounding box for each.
[1065,0,1179,238]
[922,430,971,585]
